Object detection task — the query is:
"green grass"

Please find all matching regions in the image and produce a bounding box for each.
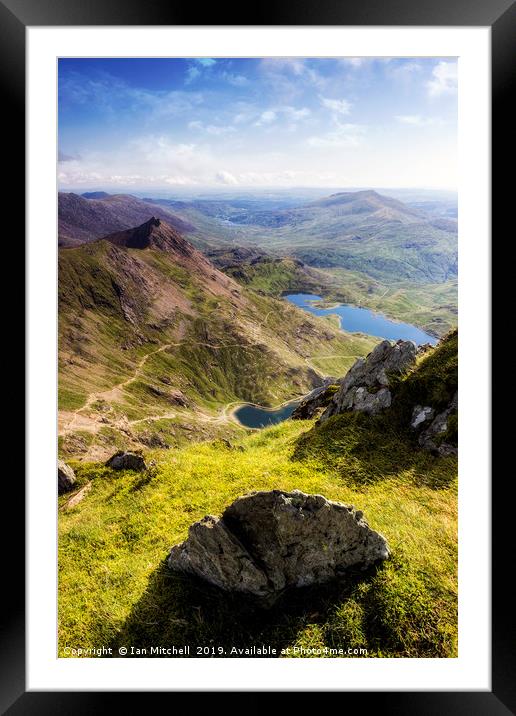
[59,415,457,659]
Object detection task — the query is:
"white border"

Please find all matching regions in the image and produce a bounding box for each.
[27,26,490,691]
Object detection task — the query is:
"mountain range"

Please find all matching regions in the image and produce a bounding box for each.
[58,216,376,460]
[58,192,195,246]
[58,189,457,285]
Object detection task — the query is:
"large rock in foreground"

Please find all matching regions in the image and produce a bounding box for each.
[168,490,389,601]
[320,339,417,421]
[105,451,147,472]
[58,459,76,495]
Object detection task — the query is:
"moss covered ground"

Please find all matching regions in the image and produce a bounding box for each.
[59,408,457,658]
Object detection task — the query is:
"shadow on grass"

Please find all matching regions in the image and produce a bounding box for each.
[292,412,457,489]
[109,559,385,658]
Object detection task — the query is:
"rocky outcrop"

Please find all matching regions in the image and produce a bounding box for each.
[168,389,189,407]
[58,459,76,494]
[410,405,435,429]
[418,392,457,457]
[291,380,338,420]
[105,451,147,472]
[319,340,417,421]
[168,489,389,601]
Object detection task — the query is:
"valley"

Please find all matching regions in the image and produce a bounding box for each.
[58,215,377,460]
[57,187,458,659]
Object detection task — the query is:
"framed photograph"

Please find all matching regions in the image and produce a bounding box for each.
[4,0,511,709]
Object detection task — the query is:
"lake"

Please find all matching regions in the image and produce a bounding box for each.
[233,401,300,429]
[285,293,437,346]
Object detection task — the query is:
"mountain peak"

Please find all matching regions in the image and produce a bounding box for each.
[101,216,186,251]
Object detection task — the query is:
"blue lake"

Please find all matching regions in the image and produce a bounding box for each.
[285,293,437,346]
[234,401,300,429]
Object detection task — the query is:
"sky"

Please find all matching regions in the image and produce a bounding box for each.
[58,57,457,192]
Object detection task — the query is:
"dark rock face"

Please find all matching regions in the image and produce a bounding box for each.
[320,340,417,421]
[58,459,76,495]
[418,392,458,456]
[105,451,147,472]
[168,490,389,601]
[291,380,338,420]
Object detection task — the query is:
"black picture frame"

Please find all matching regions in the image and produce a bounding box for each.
[3,0,511,711]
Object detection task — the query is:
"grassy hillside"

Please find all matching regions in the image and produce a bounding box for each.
[166,190,458,284]
[59,223,377,460]
[59,328,458,659]
[215,255,330,297]
[59,416,457,658]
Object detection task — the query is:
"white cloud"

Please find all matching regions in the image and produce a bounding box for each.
[396,114,425,125]
[386,61,422,83]
[221,71,249,87]
[215,170,239,185]
[395,114,443,127]
[427,61,458,97]
[308,123,365,149]
[253,106,310,128]
[339,58,365,68]
[255,110,277,126]
[259,58,327,95]
[185,66,200,84]
[188,120,235,136]
[164,175,199,186]
[283,106,310,121]
[320,96,352,116]
[194,58,216,67]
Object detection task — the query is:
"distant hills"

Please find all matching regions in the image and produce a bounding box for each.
[58,192,195,246]
[59,217,375,459]
[225,190,458,284]
[58,189,457,284]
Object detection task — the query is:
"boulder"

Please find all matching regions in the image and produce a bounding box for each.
[168,489,389,601]
[105,451,147,472]
[168,389,189,407]
[410,405,435,429]
[418,392,458,456]
[58,459,76,495]
[291,380,338,420]
[320,339,416,421]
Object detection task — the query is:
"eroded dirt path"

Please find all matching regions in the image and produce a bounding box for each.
[60,338,270,437]
[61,342,175,436]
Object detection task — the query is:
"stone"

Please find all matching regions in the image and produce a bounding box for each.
[168,389,189,407]
[418,392,458,456]
[61,482,91,510]
[291,380,338,420]
[58,459,76,495]
[105,450,147,472]
[410,405,435,429]
[168,489,389,601]
[320,339,417,421]
[417,342,434,356]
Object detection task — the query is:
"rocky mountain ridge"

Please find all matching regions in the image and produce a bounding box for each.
[292,331,458,457]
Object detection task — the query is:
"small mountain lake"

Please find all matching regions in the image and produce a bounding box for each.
[285,293,438,346]
[233,401,300,429]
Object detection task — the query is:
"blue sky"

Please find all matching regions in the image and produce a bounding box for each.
[58,57,457,191]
